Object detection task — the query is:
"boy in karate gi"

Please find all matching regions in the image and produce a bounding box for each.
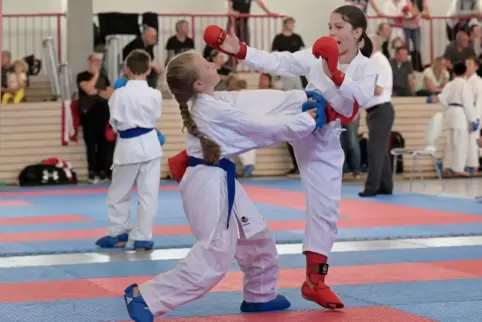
[96,49,163,250]
[435,62,478,176]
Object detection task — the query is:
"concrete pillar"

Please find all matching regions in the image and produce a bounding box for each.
[66,0,93,77]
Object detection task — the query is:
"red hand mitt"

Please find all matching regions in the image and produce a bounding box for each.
[168,150,189,183]
[325,100,359,125]
[203,25,228,49]
[312,37,340,73]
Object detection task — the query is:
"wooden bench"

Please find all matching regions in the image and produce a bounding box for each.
[0,84,449,185]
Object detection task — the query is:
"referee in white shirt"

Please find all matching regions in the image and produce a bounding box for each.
[359,35,396,197]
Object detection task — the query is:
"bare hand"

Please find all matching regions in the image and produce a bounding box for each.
[306,108,317,119]
[477,137,482,148]
[431,95,439,103]
[374,85,383,96]
[322,60,332,78]
[219,30,242,55]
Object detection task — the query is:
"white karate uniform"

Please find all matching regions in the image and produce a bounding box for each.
[218,89,311,172]
[466,73,482,168]
[139,91,316,317]
[240,47,377,256]
[107,80,162,242]
[438,77,477,173]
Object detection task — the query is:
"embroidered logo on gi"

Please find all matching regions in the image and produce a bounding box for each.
[241,216,249,223]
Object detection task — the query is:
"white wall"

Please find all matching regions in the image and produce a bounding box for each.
[2,0,457,65]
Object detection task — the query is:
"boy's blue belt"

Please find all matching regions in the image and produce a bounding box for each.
[188,156,236,229]
[118,127,154,139]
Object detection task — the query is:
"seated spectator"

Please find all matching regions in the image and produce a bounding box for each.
[76,53,114,184]
[390,36,405,55]
[237,79,247,90]
[469,23,482,58]
[224,74,240,91]
[391,47,416,96]
[417,57,449,96]
[123,27,161,89]
[258,73,275,89]
[209,50,234,80]
[1,50,12,97]
[1,59,27,104]
[443,31,474,72]
[165,20,195,64]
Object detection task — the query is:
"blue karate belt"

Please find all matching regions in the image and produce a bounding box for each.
[188,156,236,229]
[119,127,154,139]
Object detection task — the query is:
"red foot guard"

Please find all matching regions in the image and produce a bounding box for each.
[301,251,344,310]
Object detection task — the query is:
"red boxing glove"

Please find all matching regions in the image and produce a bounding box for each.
[168,150,189,183]
[203,25,248,60]
[312,37,345,86]
[325,100,359,125]
[105,124,116,142]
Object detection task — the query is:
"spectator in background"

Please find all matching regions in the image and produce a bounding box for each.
[417,57,449,96]
[345,0,381,14]
[77,53,114,184]
[271,17,305,90]
[377,22,392,59]
[227,0,273,45]
[403,0,430,71]
[210,50,236,91]
[359,35,395,197]
[391,46,416,96]
[443,31,474,72]
[469,24,482,58]
[123,27,162,88]
[380,0,411,41]
[209,50,234,80]
[226,74,241,91]
[165,20,195,64]
[446,0,482,41]
[1,59,27,104]
[1,50,12,96]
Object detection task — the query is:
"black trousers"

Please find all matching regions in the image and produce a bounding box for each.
[80,104,110,178]
[364,102,395,193]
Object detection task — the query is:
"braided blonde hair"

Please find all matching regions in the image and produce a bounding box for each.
[166,51,221,163]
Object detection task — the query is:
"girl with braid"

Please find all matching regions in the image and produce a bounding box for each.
[123,50,326,322]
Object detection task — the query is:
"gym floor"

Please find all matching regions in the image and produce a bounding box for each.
[0,178,481,321]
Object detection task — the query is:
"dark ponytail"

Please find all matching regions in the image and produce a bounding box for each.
[360,32,373,57]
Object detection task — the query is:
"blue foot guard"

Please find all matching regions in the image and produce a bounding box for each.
[95,234,154,250]
[124,284,154,322]
[240,294,291,313]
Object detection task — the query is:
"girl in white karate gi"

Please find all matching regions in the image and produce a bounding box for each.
[95,50,163,251]
[203,4,377,309]
[123,50,325,322]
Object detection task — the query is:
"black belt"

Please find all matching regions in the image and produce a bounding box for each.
[366,102,391,113]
